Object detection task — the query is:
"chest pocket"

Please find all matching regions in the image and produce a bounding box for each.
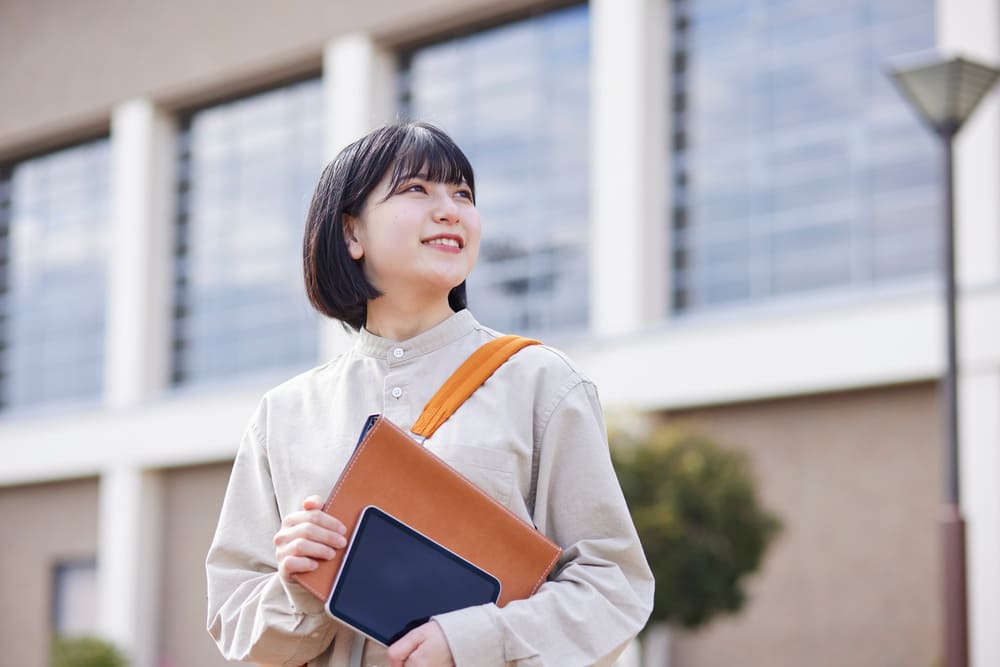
[434,443,516,508]
[275,435,358,518]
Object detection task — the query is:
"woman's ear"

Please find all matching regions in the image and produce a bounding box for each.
[342,213,364,260]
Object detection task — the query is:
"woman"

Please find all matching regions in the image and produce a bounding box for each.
[206,121,654,667]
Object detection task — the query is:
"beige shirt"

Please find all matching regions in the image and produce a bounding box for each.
[206,310,654,666]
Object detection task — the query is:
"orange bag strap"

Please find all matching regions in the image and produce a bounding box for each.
[411,334,541,439]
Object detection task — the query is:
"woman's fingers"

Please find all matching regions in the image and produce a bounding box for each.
[274,498,351,582]
[280,507,347,537]
[387,621,454,667]
[277,536,339,560]
[278,554,322,579]
[274,518,347,550]
[302,494,325,510]
[275,529,344,582]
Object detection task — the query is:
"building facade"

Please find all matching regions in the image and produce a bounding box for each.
[1,1,998,666]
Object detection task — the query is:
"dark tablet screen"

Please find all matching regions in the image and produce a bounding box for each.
[326,505,501,646]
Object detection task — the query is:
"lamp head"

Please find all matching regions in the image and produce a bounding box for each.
[889,53,1000,137]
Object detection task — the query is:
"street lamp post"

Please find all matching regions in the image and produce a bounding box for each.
[888,54,1000,667]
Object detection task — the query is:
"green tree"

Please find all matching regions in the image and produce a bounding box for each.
[611,424,782,628]
[51,636,129,667]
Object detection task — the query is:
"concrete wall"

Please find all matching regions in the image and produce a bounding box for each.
[667,383,942,667]
[159,462,247,667]
[0,0,559,155]
[0,478,100,667]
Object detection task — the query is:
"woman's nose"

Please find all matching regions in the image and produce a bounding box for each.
[432,189,460,223]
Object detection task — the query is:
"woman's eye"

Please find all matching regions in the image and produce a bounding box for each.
[455,189,473,199]
[401,183,426,193]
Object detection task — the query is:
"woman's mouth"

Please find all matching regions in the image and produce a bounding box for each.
[422,236,463,250]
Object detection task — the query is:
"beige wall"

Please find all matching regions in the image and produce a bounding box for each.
[665,383,942,667]
[159,461,248,667]
[0,477,99,667]
[0,0,560,155]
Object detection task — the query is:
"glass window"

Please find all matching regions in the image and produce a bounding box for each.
[52,559,98,637]
[671,0,940,312]
[0,139,110,410]
[399,4,590,335]
[173,78,323,385]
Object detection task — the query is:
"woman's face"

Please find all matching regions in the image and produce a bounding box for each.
[343,168,481,304]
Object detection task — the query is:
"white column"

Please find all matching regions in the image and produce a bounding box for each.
[323,32,395,163]
[938,2,1000,665]
[97,467,163,667]
[106,99,175,407]
[939,0,1000,290]
[590,0,669,337]
[317,32,395,360]
[959,373,1000,667]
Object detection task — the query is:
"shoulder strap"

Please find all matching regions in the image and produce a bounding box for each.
[410,334,541,439]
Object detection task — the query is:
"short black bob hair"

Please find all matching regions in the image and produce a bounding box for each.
[303,121,476,331]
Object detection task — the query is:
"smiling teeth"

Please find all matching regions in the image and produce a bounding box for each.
[425,238,460,248]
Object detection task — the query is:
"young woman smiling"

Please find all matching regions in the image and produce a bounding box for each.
[206,122,654,667]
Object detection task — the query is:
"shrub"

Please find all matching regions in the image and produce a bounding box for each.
[51,636,129,667]
[611,424,782,628]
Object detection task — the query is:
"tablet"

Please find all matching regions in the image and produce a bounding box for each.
[326,505,502,646]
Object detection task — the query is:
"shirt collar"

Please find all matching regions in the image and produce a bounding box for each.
[353,309,479,360]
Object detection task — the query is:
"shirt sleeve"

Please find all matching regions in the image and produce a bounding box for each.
[206,398,343,665]
[432,379,655,666]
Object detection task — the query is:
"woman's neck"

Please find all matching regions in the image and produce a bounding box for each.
[364,293,456,341]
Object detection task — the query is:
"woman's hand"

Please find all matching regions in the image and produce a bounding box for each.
[387,621,454,667]
[273,495,347,582]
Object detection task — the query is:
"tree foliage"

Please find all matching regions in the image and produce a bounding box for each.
[51,636,129,667]
[611,425,782,628]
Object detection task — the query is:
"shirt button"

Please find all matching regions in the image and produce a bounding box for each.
[393,347,404,359]
[391,387,403,399]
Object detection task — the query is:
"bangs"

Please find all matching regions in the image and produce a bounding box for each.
[383,125,476,203]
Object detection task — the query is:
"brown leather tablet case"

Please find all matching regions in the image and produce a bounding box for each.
[294,336,562,607]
